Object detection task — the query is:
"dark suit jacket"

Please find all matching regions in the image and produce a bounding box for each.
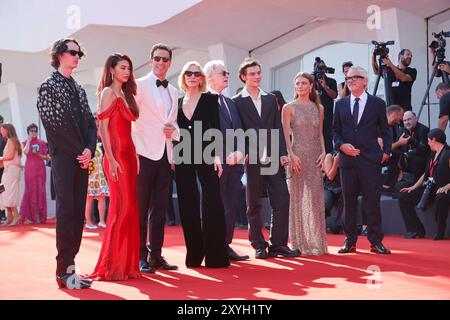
[232,91,287,163]
[217,95,244,173]
[333,93,392,168]
[424,146,450,189]
[176,92,221,163]
[37,71,97,158]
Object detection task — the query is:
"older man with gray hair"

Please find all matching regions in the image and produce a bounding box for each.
[204,60,249,261]
[333,66,392,254]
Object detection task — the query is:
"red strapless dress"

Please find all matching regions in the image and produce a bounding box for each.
[90,97,141,281]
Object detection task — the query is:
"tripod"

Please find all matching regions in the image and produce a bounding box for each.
[372,56,392,106]
[417,59,449,120]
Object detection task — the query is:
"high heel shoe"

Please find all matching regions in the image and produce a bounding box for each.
[8,216,20,226]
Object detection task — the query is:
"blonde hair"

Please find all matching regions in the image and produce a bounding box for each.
[178,61,207,93]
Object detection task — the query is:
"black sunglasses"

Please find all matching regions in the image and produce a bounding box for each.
[345,75,365,81]
[29,129,38,133]
[65,50,84,58]
[216,71,230,76]
[153,56,170,63]
[184,71,202,77]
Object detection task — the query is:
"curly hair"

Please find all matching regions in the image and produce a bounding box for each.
[50,38,83,69]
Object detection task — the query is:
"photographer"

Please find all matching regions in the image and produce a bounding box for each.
[398,111,430,183]
[338,61,353,98]
[382,105,404,192]
[435,82,450,131]
[398,128,450,240]
[429,31,450,83]
[372,48,417,111]
[313,57,337,153]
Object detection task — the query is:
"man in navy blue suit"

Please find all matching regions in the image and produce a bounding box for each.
[204,60,249,261]
[333,66,392,254]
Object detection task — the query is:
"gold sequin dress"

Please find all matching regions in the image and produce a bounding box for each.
[287,101,328,255]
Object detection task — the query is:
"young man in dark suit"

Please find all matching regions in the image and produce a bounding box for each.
[333,66,392,254]
[232,58,300,259]
[37,38,97,288]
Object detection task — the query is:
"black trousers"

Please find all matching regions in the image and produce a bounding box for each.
[323,118,333,154]
[137,153,171,261]
[219,167,243,246]
[166,173,176,223]
[384,151,401,188]
[52,153,88,276]
[175,163,229,268]
[398,188,450,236]
[245,164,290,249]
[340,162,383,245]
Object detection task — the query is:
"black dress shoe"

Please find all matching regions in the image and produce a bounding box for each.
[149,256,178,270]
[404,231,425,239]
[433,234,445,240]
[370,242,391,254]
[268,245,301,258]
[227,246,249,261]
[255,247,269,259]
[139,260,155,273]
[56,274,91,289]
[338,240,356,254]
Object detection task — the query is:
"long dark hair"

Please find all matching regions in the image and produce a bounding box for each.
[97,53,139,118]
[2,123,22,157]
[293,72,322,112]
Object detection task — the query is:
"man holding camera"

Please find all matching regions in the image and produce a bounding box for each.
[313,58,337,154]
[399,111,430,182]
[382,105,404,192]
[398,128,450,240]
[371,49,417,111]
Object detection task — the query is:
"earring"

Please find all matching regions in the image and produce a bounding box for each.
[111,73,114,81]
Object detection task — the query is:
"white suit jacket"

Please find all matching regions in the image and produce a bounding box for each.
[132,72,179,163]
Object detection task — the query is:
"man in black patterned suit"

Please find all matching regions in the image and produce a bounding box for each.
[37,38,97,289]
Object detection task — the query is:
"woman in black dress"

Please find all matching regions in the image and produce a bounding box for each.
[174,61,229,268]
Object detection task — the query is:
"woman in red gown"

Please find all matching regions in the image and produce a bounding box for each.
[90,53,141,280]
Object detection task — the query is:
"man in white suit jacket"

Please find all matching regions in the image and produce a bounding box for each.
[133,44,179,272]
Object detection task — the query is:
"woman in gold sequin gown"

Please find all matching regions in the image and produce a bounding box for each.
[281,72,328,255]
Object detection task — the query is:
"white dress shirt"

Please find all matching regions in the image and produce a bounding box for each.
[241,86,269,162]
[240,86,268,117]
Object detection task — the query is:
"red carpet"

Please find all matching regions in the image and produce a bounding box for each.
[1,219,449,300]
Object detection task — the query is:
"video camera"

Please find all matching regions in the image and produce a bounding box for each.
[429,30,450,64]
[313,57,335,81]
[371,40,395,59]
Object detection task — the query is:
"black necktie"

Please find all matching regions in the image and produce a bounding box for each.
[352,97,360,126]
[156,79,168,88]
[219,94,232,122]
